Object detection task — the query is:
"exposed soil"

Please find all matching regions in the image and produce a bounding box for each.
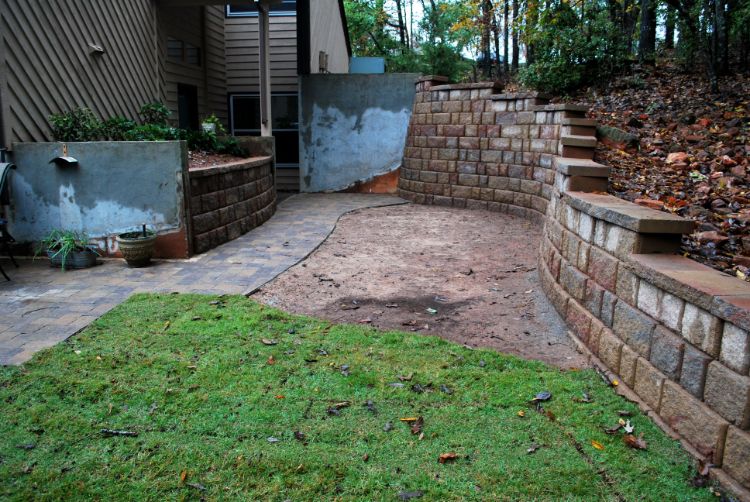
[188,150,248,169]
[254,204,588,369]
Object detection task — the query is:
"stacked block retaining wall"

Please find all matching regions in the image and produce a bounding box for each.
[187,156,276,254]
[399,76,750,497]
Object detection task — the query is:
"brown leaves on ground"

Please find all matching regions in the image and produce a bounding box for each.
[623,434,648,450]
[576,62,750,278]
[438,452,458,464]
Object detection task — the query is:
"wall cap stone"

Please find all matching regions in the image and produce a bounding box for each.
[626,253,750,331]
[531,103,589,113]
[562,118,598,126]
[188,156,272,178]
[490,92,551,100]
[554,157,611,177]
[560,135,598,148]
[563,192,696,234]
[430,81,504,91]
[415,75,450,84]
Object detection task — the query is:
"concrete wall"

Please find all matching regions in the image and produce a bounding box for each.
[299,73,418,192]
[6,141,190,257]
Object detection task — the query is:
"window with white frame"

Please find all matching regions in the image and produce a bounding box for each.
[226,1,296,17]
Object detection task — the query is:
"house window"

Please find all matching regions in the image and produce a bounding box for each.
[167,37,201,66]
[226,1,296,17]
[230,93,299,166]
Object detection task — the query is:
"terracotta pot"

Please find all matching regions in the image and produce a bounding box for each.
[117,232,157,268]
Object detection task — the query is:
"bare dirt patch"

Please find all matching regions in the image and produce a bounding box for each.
[254,204,588,369]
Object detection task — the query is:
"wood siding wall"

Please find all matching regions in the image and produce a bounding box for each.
[157,5,228,127]
[309,0,349,74]
[225,14,298,94]
[0,1,228,145]
[0,0,160,144]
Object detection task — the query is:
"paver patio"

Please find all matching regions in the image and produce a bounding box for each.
[0,193,405,365]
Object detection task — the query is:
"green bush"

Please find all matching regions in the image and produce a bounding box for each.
[101,116,137,141]
[49,107,102,142]
[122,124,181,142]
[139,102,171,126]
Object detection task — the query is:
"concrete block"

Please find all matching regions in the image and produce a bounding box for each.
[682,303,723,358]
[650,325,685,380]
[659,380,729,460]
[680,344,712,398]
[723,426,750,487]
[720,323,750,375]
[613,301,655,358]
[704,361,750,427]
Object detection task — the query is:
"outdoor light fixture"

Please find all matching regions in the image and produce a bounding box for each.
[87,43,105,55]
[49,144,78,167]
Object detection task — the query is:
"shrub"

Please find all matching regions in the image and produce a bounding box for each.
[101,116,137,141]
[139,102,170,126]
[49,107,102,142]
[122,124,181,142]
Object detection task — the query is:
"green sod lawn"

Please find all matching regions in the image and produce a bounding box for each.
[0,294,718,500]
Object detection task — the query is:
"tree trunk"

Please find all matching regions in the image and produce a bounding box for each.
[481,0,493,78]
[503,0,510,73]
[395,0,407,47]
[665,5,676,49]
[492,6,501,77]
[639,0,657,63]
[713,0,729,75]
[512,0,519,70]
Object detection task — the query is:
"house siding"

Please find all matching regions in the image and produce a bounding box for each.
[0,0,159,144]
[157,5,228,126]
[309,0,349,74]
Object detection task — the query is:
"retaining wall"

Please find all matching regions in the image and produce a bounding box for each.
[7,141,191,258]
[399,76,750,497]
[187,156,276,254]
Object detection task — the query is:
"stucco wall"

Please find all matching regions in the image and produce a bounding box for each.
[6,141,189,257]
[299,73,418,192]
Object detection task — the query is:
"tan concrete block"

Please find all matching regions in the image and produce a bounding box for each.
[633,357,665,411]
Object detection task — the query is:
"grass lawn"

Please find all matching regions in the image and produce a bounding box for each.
[0,294,717,501]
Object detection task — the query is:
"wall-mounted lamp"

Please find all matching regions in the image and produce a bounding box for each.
[49,143,78,167]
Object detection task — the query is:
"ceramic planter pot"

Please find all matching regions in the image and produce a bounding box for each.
[47,248,97,269]
[117,231,157,268]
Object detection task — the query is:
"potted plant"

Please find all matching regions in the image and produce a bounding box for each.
[38,229,98,270]
[117,225,156,267]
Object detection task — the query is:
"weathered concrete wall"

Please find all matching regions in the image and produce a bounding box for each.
[7,141,190,257]
[299,73,418,193]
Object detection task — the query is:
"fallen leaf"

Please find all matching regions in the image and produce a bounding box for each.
[532,391,552,402]
[267,437,280,443]
[261,338,277,345]
[624,420,634,434]
[187,482,206,492]
[398,373,414,381]
[180,470,187,482]
[267,356,275,365]
[527,443,540,454]
[410,416,424,435]
[591,440,605,450]
[274,395,285,399]
[400,417,419,422]
[363,453,369,462]
[438,452,458,464]
[623,434,648,450]
[426,308,438,315]
[517,410,525,417]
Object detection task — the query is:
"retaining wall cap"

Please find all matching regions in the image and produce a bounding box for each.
[530,103,590,113]
[561,135,598,148]
[561,118,598,126]
[554,157,611,177]
[626,253,750,318]
[430,81,503,91]
[490,92,551,100]
[563,192,696,234]
[415,75,450,83]
[188,156,272,178]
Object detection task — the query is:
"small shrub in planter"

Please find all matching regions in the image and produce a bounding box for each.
[37,230,99,270]
[117,226,157,268]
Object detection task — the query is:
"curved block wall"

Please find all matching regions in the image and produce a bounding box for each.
[399,76,750,498]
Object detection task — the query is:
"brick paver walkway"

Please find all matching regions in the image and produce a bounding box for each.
[0,194,405,365]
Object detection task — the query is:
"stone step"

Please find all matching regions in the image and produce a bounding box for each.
[562,124,597,136]
[530,103,589,113]
[563,191,696,234]
[490,92,551,101]
[553,157,611,177]
[561,117,597,127]
[560,135,598,148]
